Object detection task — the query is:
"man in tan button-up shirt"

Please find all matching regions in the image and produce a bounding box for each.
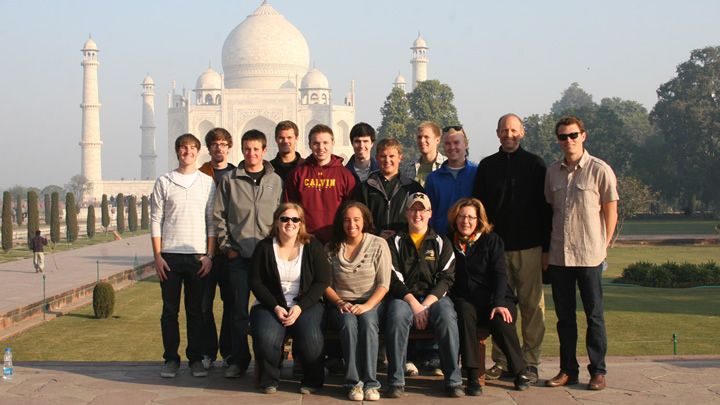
[543,116,618,392]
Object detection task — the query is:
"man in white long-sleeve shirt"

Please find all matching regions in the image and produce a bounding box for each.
[151,133,217,379]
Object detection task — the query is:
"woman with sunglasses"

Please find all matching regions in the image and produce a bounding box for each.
[249,202,331,394]
[325,201,392,401]
[447,198,531,395]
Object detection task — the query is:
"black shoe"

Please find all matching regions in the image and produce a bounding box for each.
[485,364,505,380]
[466,382,483,396]
[524,366,539,384]
[514,373,531,391]
[445,386,465,398]
[386,386,405,398]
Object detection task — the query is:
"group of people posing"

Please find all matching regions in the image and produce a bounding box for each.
[150,113,618,399]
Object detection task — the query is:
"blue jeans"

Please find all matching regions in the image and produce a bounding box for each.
[385,296,462,387]
[228,256,252,369]
[328,301,384,389]
[250,303,325,389]
[550,264,607,377]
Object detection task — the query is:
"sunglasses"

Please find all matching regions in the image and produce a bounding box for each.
[443,125,463,132]
[556,132,581,141]
[279,216,301,223]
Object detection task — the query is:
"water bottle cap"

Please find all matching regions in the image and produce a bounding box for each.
[4,347,9,352]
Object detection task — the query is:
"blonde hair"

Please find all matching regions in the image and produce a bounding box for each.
[447,198,493,236]
[270,202,312,245]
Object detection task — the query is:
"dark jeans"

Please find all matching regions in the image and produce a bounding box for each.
[550,264,607,377]
[454,297,526,375]
[201,254,234,361]
[250,303,325,389]
[160,253,206,364]
[228,256,252,369]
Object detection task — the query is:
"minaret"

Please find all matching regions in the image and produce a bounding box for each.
[79,36,102,184]
[140,75,157,180]
[393,72,407,92]
[410,33,428,90]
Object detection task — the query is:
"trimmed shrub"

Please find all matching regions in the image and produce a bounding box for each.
[116,193,125,233]
[44,193,51,225]
[2,191,12,252]
[92,282,115,318]
[27,191,39,248]
[87,205,96,239]
[65,193,78,243]
[140,195,149,230]
[101,194,109,231]
[615,261,720,288]
[50,192,60,243]
[128,195,138,232]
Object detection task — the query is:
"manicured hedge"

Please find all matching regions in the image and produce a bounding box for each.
[615,261,720,288]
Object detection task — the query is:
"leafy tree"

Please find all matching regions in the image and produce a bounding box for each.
[65,174,88,204]
[41,185,63,197]
[44,193,51,225]
[140,195,149,230]
[650,46,720,210]
[600,97,654,146]
[65,192,78,243]
[50,192,60,243]
[101,194,110,232]
[27,191,39,248]
[407,80,460,129]
[2,192,12,252]
[378,86,414,155]
[128,195,138,232]
[15,193,23,225]
[116,193,125,233]
[551,82,594,115]
[87,205,96,239]
[612,175,658,245]
[523,113,560,165]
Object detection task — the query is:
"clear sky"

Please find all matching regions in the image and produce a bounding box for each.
[1,0,719,191]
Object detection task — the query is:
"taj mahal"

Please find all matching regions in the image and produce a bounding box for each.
[78,1,429,203]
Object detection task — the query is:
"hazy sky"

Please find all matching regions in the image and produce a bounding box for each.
[1,0,719,191]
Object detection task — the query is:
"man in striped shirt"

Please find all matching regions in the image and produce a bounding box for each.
[151,133,217,379]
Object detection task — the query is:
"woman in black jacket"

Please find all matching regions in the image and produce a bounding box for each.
[249,202,331,394]
[448,198,531,395]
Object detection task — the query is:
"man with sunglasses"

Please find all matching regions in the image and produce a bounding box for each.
[544,116,618,391]
[213,129,283,378]
[471,114,551,384]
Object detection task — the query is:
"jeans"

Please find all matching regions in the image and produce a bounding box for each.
[160,253,206,364]
[250,303,325,389]
[385,296,462,387]
[228,256,252,369]
[201,254,234,362]
[550,264,607,377]
[328,301,384,389]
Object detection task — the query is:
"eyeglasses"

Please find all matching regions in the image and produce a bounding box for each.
[443,125,463,133]
[556,132,580,141]
[279,216,301,223]
[210,142,230,149]
[458,215,477,221]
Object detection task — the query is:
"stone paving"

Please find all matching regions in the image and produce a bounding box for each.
[0,356,718,404]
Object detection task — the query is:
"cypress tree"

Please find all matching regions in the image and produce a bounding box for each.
[116,193,125,233]
[2,192,13,252]
[27,191,39,248]
[65,192,78,243]
[50,192,60,243]
[140,195,149,230]
[44,193,51,225]
[15,193,23,225]
[87,205,96,239]
[128,195,138,232]
[101,194,110,232]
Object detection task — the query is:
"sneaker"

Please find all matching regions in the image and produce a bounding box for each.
[432,367,444,376]
[514,373,532,391]
[524,366,539,384]
[466,382,483,396]
[485,363,505,380]
[190,361,208,377]
[160,361,179,378]
[201,355,213,370]
[445,385,465,398]
[224,363,245,378]
[263,386,277,394]
[386,385,405,398]
[404,362,419,376]
[299,386,319,395]
[364,387,380,401]
[348,385,364,401]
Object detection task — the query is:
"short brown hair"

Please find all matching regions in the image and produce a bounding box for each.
[174,133,201,153]
[269,202,312,245]
[350,122,376,142]
[447,197,493,236]
[375,138,403,156]
[309,124,334,143]
[205,127,233,149]
[555,115,586,135]
[417,121,441,138]
[241,129,267,149]
[275,120,299,138]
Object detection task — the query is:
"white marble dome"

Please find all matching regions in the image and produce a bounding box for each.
[196,67,221,90]
[301,68,329,89]
[83,36,98,51]
[143,75,154,85]
[394,73,406,84]
[222,1,310,89]
[412,34,427,48]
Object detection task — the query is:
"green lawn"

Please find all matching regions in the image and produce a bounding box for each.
[2,244,719,361]
[620,218,718,235]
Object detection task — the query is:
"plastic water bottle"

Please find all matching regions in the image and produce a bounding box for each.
[3,347,12,380]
